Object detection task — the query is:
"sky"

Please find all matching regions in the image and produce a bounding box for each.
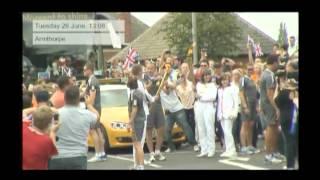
[131,12,298,41]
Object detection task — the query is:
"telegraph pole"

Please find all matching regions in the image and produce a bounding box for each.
[192,13,198,65]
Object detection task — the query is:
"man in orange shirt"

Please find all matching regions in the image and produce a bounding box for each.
[50,76,72,109]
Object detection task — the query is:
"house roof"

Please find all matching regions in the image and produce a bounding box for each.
[110,13,276,61]
[233,13,276,55]
[108,13,149,41]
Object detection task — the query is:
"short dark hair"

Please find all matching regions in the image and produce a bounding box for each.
[175,55,184,63]
[201,68,212,83]
[273,43,280,48]
[131,64,143,76]
[281,44,289,51]
[266,54,279,65]
[34,90,49,104]
[127,75,138,90]
[57,76,71,90]
[85,62,94,72]
[23,94,32,109]
[32,106,53,131]
[290,36,295,40]
[65,86,80,105]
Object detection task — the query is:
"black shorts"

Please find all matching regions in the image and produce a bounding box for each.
[132,120,145,142]
[241,102,258,121]
[147,105,165,129]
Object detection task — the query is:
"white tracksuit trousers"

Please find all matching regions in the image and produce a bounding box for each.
[220,119,236,154]
[195,101,216,154]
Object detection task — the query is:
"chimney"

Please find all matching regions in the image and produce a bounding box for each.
[119,12,132,43]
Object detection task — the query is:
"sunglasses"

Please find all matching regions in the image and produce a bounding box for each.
[200,64,208,67]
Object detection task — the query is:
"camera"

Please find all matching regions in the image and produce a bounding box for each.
[278,64,285,70]
[53,113,59,122]
[275,69,286,78]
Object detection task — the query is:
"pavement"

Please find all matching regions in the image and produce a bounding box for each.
[87,139,297,170]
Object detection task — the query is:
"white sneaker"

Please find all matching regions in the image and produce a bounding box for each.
[197,152,208,158]
[88,156,102,163]
[154,153,166,161]
[220,152,228,158]
[265,154,282,164]
[239,147,249,155]
[207,152,215,157]
[270,157,283,164]
[271,155,283,164]
[273,152,286,161]
[147,155,155,164]
[164,148,171,153]
[193,145,200,152]
[247,146,260,154]
[136,165,144,170]
[220,152,237,158]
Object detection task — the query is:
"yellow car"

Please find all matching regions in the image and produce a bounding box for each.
[87,79,186,152]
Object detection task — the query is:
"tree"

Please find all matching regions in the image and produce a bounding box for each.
[160,13,242,60]
[277,22,288,47]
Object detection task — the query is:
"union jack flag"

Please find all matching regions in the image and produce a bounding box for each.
[248,34,263,57]
[254,43,264,57]
[122,47,138,69]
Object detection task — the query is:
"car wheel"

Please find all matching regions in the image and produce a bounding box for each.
[99,123,111,153]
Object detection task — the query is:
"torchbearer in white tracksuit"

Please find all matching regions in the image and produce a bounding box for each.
[217,73,239,158]
[194,69,218,158]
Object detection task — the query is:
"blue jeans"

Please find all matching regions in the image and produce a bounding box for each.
[164,109,197,150]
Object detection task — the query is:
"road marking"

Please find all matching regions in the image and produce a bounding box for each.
[219,159,268,170]
[166,149,224,154]
[108,155,162,168]
[221,156,250,161]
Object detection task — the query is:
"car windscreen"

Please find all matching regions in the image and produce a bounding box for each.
[101,89,128,108]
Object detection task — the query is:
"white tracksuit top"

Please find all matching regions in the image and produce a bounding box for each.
[196,82,218,103]
[217,85,239,121]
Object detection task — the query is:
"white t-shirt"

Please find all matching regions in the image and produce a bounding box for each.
[160,90,184,113]
[196,82,218,103]
[288,44,298,57]
[53,105,97,158]
[217,86,239,121]
[137,79,154,116]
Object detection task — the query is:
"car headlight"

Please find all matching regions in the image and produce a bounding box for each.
[111,122,129,129]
